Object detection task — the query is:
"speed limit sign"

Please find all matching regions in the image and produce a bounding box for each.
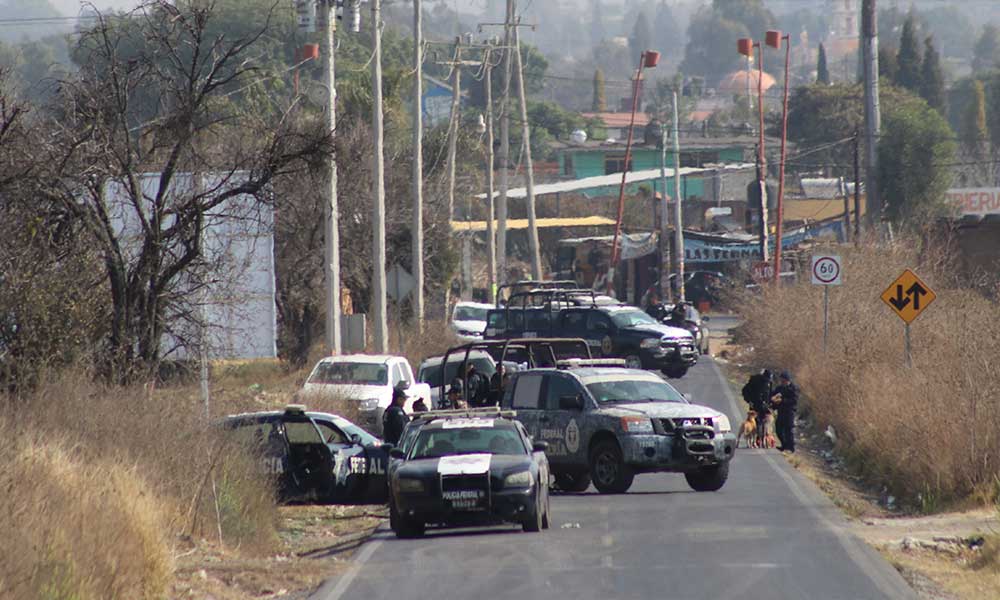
[811,255,842,286]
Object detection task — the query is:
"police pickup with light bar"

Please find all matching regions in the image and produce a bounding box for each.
[500,363,736,493]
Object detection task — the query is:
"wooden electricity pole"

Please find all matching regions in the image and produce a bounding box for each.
[411,0,424,331]
[512,18,542,279]
[371,0,388,353]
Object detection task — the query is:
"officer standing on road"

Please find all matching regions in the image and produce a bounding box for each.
[742,369,773,443]
[382,386,409,445]
[771,371,799,453]
[645,292,669,322]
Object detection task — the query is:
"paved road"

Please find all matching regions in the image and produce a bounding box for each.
[312,358,915,600]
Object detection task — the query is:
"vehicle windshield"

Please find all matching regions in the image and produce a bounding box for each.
[586,378,687,404]
[308,362,388,385]
[455,306,489,321]
[610,309,658,328]
[418,357,496,388]
[333,418,379,446]
[409,426,527,459]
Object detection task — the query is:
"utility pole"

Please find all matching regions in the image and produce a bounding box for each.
[371,0,388,353]
[497,0,514,285]
[853,131,862,243]
[512,19,543,280]
[411,0,424,331]
[756,42,769,263]
[320,0,341,354]
[659,124,670,300]
[445,40,462,224]
[862,0,881,234]
[484,46,497,297]
[671,91,685,303]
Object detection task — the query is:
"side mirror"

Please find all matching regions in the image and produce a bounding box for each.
[389,448,406,459]
[532,440,549,452]
[559,394,585,411]
[350,433,362,445]
[380,443,394,452]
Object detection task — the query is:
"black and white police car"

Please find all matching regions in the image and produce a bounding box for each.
[387,409,551,537]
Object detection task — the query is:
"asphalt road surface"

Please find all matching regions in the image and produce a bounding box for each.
[312,357,915,600]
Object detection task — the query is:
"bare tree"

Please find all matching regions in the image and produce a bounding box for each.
[8,1,331,382]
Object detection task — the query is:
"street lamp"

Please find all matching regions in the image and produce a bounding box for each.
[737,38,768,264]
[766,30,791,284]
[609,49,660,296]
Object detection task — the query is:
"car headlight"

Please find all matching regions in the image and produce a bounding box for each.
[396,478,425,493]
[503,470,533,488]
[713,414,731,434]
[359,398,379,411]
[621,416,654,433]
[639,338,660,349]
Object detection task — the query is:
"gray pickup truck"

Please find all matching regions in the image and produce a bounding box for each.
[500,365,736,493]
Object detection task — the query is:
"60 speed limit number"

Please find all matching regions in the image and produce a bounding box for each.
[811,255,842,286]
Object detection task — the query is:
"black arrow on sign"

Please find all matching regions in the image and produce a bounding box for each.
[888,285,910,311]
[907,282,928,310]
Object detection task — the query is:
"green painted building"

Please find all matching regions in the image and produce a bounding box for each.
[554,138,752,201]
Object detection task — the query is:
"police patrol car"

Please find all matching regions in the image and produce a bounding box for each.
[387,409,551,537]
[500,361,736,493]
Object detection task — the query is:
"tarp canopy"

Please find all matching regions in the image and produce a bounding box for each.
[451,215,615,232]
[474,163,755,200]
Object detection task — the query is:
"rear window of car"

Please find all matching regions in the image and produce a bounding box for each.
[409,426,526,459]
[309,362,387,385]
[284,421,324,444]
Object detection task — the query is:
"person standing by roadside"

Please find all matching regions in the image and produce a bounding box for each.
[644,292,669,322]
[382,386,409,445]
[771,371,799,453]
[741,369,772,446]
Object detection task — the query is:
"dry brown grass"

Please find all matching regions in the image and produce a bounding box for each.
[735,236,1000,509]
[1,367,287,599]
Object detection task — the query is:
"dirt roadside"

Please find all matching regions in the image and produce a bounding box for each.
[169,504,386,599]
[711,330,1000,600]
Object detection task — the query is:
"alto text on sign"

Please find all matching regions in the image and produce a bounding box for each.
[811,255,842,286]
[880,270,936,324]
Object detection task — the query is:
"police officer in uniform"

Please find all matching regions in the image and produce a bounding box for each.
[382,386,409,445]
[771,371,799,453]
[742,369,773,446]
[645,292,669,322]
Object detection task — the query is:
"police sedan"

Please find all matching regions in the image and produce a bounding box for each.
[388,411,551,537]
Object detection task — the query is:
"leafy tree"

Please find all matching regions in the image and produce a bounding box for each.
[878,92,956,221]
[879,45,899,86]
[629,11,652,61]
[592,68,607,111]
[984,73,1000,154]
[973,25,1000,74]
[896,14,922,93]
[961,80,989,156]
[816,43,830,85]
[652,1,683,62]
[680,0,776,83]
[919,37,945,115]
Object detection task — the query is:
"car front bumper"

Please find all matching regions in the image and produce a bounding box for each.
[394,486,538,526]
[641,344,699,368]
[620,429,736,472]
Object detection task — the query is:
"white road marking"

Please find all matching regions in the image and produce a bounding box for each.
[315,534,383,600]
[708,359,915,600]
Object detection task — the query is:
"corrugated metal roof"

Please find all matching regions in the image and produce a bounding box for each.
[474,163,755,200]
[581,111,652,128]
[451,216,616,232]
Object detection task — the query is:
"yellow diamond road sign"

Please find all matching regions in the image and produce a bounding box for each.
[881,269,936,324]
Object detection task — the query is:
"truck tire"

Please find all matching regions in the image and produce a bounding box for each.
[662,365,689,379]
[589,439,634,494]
[624,354,643,369]
[553,471,591,493]
[684,461,729,492]
[390,500,425,538]
[542,491,551,529]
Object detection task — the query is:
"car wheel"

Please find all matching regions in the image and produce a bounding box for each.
[589,440,634,494]
[390,500,425,538]
[662,365,689,379]
[553,471,591,493]
[684,461,730,492]
[624,354,643,369]
[523,495,543,532]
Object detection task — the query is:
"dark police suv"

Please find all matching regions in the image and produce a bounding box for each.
[387,410,551,537]
[500,364,736,493]
[486,290,698,378]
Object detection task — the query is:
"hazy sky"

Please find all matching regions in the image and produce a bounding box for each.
[51,0,139,15]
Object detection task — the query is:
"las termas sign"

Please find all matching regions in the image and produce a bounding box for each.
[946,188,1000,216]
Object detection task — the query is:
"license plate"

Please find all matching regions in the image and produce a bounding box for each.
[443,490,485,510]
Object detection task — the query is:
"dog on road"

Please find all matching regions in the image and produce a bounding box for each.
[737,410,757,448]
